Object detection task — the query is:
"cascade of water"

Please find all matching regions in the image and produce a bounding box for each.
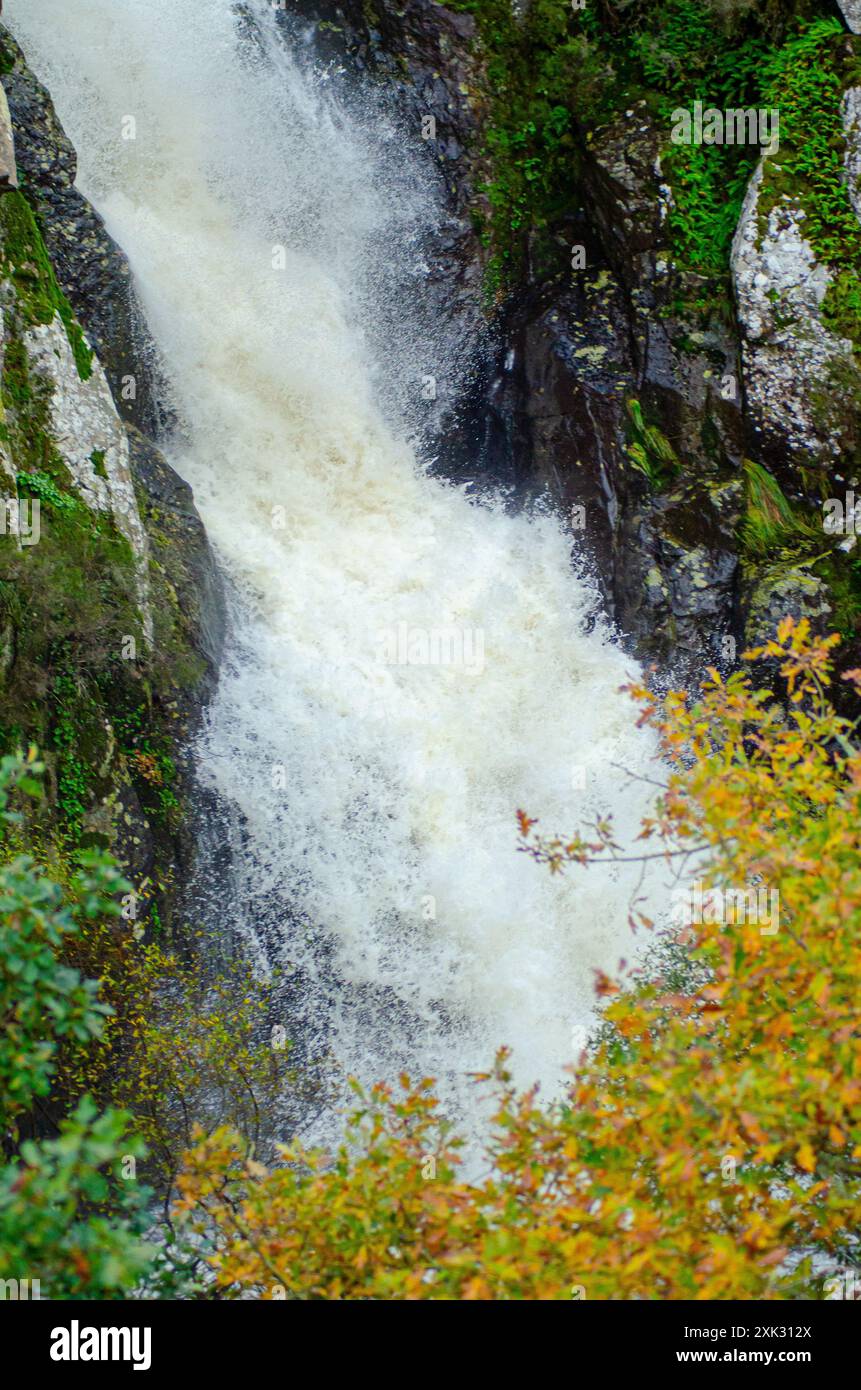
[8,0,665,1131]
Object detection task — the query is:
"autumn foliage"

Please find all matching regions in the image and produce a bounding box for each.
[176,620,861,1299]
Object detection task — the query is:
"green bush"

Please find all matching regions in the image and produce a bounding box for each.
[0,1098,152,1299]
[0,751,154,1296]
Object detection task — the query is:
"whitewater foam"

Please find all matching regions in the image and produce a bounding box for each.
[8,0,668,1129]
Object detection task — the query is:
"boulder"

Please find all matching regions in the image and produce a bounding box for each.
[731,160,857,478]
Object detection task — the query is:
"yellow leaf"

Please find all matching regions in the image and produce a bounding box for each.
[795,1143,816,1174]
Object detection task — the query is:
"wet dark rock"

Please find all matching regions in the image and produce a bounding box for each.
[742,565,833,649]
[518,272,632,610]
[512,104,744,675]
[128,426,225,713]
[615,478,741,676]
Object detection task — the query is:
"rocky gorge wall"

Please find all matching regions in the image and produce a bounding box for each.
[295,0,861,683]
[0,26,223,929]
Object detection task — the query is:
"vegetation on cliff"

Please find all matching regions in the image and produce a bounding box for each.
[444,1,861,665]
[450,1,852,304]
[0,131,213,927]
[0,751,302,1297]
[0,753,152,1297]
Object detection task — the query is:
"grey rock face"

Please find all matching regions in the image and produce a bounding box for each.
[842,86,861,222]
[128,426,224,708]
[741,566,834,684]
[614,480,741,674]
[22,313,153,638]
[731,160,856,475]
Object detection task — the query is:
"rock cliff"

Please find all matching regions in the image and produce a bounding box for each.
[291,0,861,683]
[0,27,222,927]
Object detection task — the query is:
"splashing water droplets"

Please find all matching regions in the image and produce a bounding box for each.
[9,0,666,1135]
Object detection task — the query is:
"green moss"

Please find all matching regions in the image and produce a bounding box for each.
[445,0,595,294]
[578,1,779,292]
[448,2,835,308]
[760,21,861,263]
[625,398,681,490]
[445,1,861,320]
[571,3,838,318]
[664,141,759,282]
[738,458,822,559]
[0,477,191,838]
[0,191,94,380]
[808,548,861,641]
[0,107,208,890]
[52,673,93,834]
[2,328,74,486]
[756,20,861,352]
[822,271,861,347]
[111,703,181,828]
[0,32,16,77]
[809,354,861,461]
[0,351,145,836]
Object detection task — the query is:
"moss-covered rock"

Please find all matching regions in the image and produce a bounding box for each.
[405,1,861,680]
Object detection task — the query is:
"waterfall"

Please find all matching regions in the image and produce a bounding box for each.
[8,0,668,1132]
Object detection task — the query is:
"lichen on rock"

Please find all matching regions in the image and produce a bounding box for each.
[731,160,857,471]
[21,313,153,638]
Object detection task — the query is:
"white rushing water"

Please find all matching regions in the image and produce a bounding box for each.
[9,0,667,1130]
